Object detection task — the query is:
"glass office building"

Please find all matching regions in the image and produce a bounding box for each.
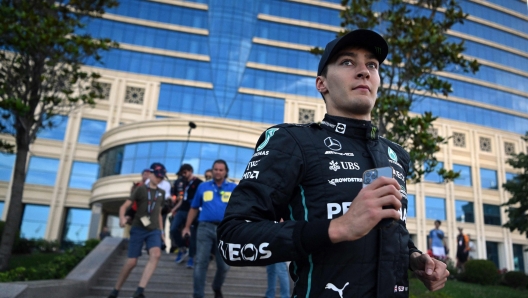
[0,0,526,271]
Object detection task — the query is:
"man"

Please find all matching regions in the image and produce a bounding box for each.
[204,169,213,180]
[108,162,167,298]
[182,160,237,298]
[455,227,469,272]
[170,163,203,268]
[429,220,448,261]
[217,29,449,297]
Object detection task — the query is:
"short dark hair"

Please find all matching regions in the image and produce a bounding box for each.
[177,163,193,175]
[434,220,441,225]
[212,159,229,178]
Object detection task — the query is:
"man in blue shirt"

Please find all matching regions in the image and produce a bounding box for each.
[182,159,237,298]
[429,220,448,261]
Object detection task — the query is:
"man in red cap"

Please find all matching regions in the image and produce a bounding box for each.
[108,162,167,298]
[218,29,449,297]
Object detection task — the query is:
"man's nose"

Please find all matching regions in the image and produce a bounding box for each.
[356,66,370,79]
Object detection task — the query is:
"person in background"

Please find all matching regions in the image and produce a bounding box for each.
[108,162,167,298]
[182,160,237,298]
[123,169,151,238]
[455,227,470,272]
[99,226,111,241]
[467,234,477,260]
[170,164,203,268]
[429,220,448,262]
[204,169,213,181]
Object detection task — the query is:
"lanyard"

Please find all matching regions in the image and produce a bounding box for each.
[183,178,195,201]
[146,186,159,215]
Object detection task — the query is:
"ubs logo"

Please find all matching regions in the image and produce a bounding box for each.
[324,137,342,151]
[335,123,346,134]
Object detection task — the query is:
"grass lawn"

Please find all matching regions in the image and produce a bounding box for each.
[410,277,527,298]
[9,253,62,270]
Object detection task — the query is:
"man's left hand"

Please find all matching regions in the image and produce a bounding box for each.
[410,252,449,291]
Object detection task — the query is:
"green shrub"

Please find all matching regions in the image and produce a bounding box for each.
[0,240,100,282]
[459,259,499,285]
[501,271,528,289]
[445,259,458,280]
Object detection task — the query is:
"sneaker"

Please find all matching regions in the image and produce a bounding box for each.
[175,249,188,263]
[186,257,194,268]
[132,293,145,298]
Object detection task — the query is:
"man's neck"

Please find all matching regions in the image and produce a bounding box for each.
[214,178,224,187]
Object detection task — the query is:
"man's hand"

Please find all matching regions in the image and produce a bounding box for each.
[119,217,127,228]
[328,176,402,243]
[181,226,191,239]
[410,252,449,291]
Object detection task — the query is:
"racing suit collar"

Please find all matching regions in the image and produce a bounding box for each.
[320,114,379,140]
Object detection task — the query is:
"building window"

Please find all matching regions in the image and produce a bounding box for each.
[0,153,15,181]
[480,168,498,189]
[486,241,500,269]
[20,204,50,239]
[407,194,415,218]
[504,142,515,155]
[26,156,60,186]
[78,118,106,145]
[455,200,474,223]
[298,108,314,124]
[425,196,446,220]
[505,172,517,183]
[124,86,145,105]
[62,208,91,245]
[69,161,99,190]
[512,244,525,272]
[0,201,4,218]
[483,204,501,226]
[453,132,466,148]
[424,161,444,183]
[479,137,491,152]
[453,164,472,186]
[37,115,68,141]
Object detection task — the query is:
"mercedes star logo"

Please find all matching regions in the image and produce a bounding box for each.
[324,137,342,151]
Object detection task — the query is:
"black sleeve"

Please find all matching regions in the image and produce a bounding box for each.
[217,126,330,266]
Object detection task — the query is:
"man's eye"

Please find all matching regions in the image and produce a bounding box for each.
[341,60,353,66]
[367,62,378,69]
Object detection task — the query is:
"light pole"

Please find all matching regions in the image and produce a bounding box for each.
[180,121,197,166]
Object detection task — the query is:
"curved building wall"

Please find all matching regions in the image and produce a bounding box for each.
[0,0,526,271]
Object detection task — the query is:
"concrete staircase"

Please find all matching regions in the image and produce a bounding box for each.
[84,248,285,298]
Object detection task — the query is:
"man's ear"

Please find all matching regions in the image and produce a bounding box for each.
[315,76,327,93]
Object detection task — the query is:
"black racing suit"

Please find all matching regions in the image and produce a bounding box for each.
[217,114,421,298]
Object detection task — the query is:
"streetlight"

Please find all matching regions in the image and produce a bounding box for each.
[180,121,197,166]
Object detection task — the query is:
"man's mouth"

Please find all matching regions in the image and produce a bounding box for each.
[353,85,370,91]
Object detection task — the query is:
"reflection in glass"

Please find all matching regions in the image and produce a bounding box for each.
[99,141,254,179]
[62,208,91,244]
[480,168,498,189]
[455,200,474,223]
[26,156,60,186]
[512,244,525,272]
[407,194,415,217]
[37,115,68,141]
[0,201,4,218]
[20,204,50,239]
[0,153,15,181]
[424,162,444,183]
[425,197,446,220]
[69,161,99,190]
[486,241,500,268]
[78,118,106,145]
[483,203,501,225]
[453,164,472,186]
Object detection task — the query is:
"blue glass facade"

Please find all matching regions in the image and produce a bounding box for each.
[98,141,254,180]
[81,0,527,135]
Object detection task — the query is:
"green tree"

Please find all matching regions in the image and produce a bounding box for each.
[0,0,118,271]
[502,132,528,236]
[312,0,480,182]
